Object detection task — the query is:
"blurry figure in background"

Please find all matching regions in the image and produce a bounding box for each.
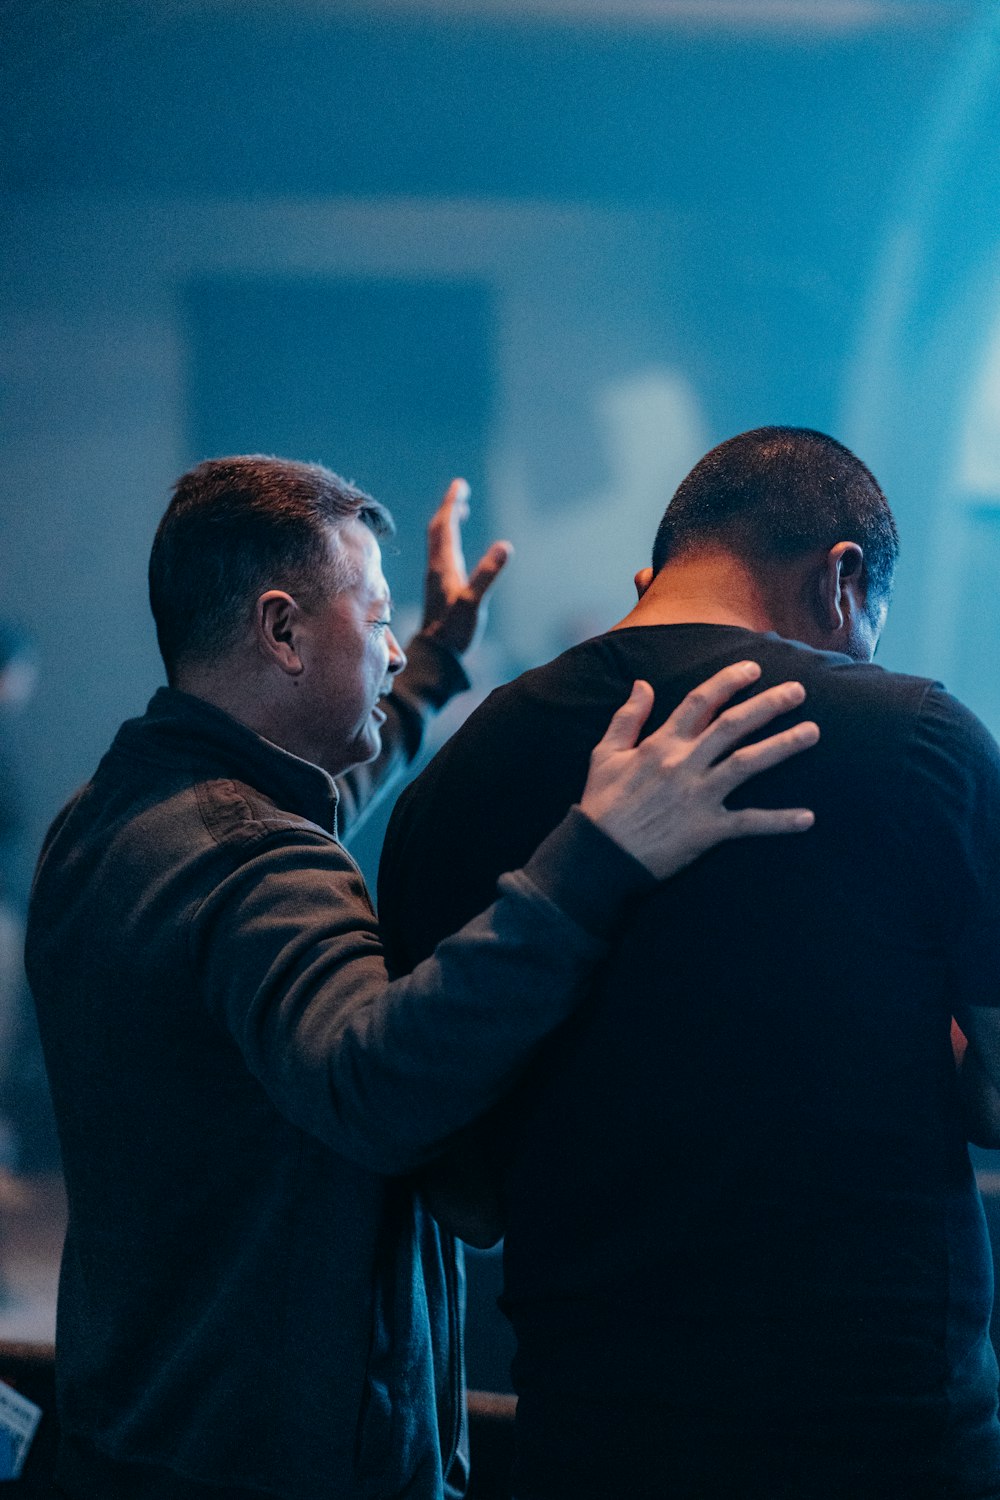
[500,368,706,668]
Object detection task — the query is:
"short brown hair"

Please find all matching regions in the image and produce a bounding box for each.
[148,455,394,681]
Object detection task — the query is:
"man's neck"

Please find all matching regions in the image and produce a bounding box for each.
[613,550,779,635]
[174,658,281,747]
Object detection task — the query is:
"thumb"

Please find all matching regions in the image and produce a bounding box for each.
[596,680,654,753]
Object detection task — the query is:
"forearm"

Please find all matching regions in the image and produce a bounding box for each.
[336,633,470,840]
[298,810,651,1173]
[199,808,653,1176]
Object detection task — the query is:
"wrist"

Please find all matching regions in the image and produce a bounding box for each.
[520,806,656,941]
[400,632,471,709]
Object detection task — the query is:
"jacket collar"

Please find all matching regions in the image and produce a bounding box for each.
[118,686,340,835]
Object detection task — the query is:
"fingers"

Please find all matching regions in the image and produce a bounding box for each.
[594,681,655,754]
[421,479,514,653]
[682,679,808,771]
[711,714,820,839]
[711,719,820,797]
[434,476,470,523]
[465,541,513,606]
[426,477,470,542]
[721,806,816,839]
[663,661,762,740]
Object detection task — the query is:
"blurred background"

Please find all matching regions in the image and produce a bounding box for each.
[3,0,1000,1377]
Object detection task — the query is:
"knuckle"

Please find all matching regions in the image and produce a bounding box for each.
[711,706,744,735]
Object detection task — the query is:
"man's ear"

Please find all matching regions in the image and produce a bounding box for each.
[256,591,305,676]
[817,542,865,634]
[634,566,654,600]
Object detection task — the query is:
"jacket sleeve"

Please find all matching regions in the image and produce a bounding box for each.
[335,632,470,842]
[189,807,653,1175]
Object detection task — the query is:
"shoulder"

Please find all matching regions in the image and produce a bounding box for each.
[901,683,1000,815]
[181,781,375,953]
[789,656,1000,869]
[911,681,999,755]
[182,778,372,917]
[769,646,1000,809]
[743,635,932,711]
[427,636,627,758]
[42,755,348,905]
[795,651,997,771]
[493,635,627,712]
[193,776,338,853]
[392,639,620,816]
[740,639,942,753]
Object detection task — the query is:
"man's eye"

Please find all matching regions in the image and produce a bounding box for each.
[371,619,391,633]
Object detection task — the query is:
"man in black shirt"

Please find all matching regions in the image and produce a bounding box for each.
[379,427,1000,1499]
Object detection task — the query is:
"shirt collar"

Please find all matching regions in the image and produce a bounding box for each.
[122,686,340,835]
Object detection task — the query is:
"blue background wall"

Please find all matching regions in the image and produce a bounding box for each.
[6,0,1000,895]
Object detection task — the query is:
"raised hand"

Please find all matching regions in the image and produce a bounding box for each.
[420,479,512,657]
[580,661,819,880]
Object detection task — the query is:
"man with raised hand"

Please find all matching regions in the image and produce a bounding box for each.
[25,455,817,1500]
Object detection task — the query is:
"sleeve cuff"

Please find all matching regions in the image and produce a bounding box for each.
[518,805,656,942]
[398,632,472,712]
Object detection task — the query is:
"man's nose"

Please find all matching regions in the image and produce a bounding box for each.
[387,630,406,676]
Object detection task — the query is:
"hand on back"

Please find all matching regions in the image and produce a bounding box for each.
[580,662,819,880]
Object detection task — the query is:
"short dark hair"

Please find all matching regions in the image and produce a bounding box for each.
[651,427,899,609]
[149,455,394,681]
